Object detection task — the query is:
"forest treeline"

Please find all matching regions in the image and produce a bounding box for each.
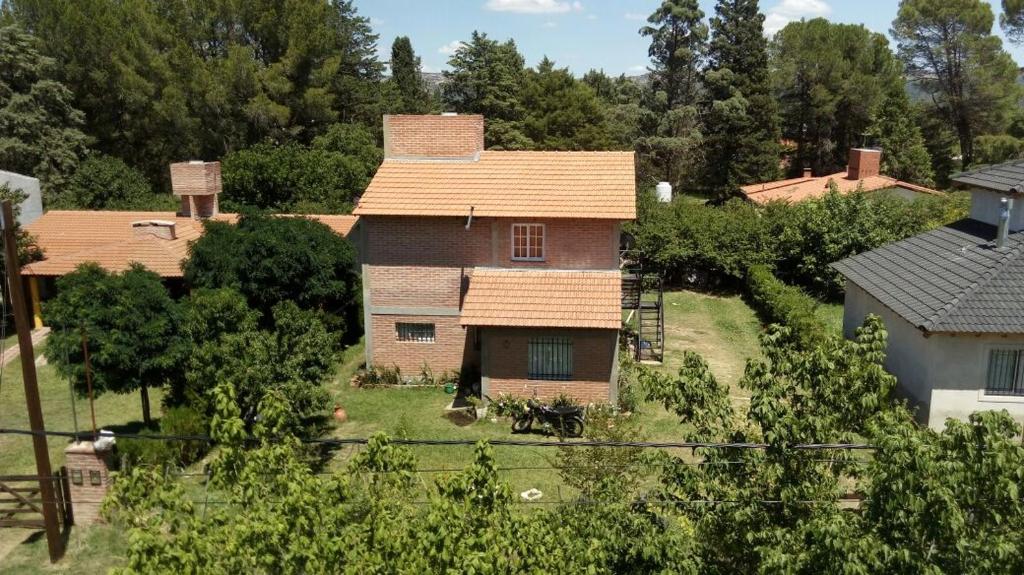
[4,0,1024,213]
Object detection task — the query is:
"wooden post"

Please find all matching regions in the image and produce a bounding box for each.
[28,276,43,329]
[1,200,62,562]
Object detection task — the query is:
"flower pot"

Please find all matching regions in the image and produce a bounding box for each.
[333,406,348,422]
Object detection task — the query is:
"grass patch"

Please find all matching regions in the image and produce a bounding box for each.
[816,301,845,337]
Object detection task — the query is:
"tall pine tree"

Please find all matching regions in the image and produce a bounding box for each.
[389,36,429,113]
[701,0,780,199]
[637,0,707,191]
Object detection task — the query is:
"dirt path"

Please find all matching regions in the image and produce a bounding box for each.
[0,327,51,367]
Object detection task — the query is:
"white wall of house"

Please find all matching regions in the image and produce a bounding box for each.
[843,282,1024,429]
[969,188,1024,231]
[0,170,43,226]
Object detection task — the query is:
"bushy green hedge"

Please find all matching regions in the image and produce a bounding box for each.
[628,187,968,299]
[117,406,209,469]
[746,264,828,348]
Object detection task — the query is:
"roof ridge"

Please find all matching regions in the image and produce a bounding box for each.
[925,231,1024,331]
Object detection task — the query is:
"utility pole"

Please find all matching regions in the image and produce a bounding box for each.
[2,200,62,562]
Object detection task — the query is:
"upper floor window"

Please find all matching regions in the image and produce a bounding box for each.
[512,224,545,261]
[986,348,1024,396]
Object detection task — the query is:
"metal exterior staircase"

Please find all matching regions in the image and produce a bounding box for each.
[621,269,664,364]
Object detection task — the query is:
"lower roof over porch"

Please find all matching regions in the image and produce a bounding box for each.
[460,268,622,330]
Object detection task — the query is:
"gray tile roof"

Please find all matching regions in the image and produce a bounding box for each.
[831,219,1024,334]
[952,160,1024,193]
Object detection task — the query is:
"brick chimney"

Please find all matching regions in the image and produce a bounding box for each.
[170,161,221,219]
[847,148,881,180]
[131,220,176,240]
[383,114,484,160]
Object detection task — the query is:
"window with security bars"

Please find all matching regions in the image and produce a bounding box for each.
[528,337,572,381]
[986,348,1024,396]
[512,223,545,261]
[396,323,435,343]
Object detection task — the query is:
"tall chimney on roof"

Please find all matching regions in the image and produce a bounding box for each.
[170,161,221,219]
[382,114,485,160]
[847,148,881,180]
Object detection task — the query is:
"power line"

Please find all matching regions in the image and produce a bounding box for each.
[0,427,877,451]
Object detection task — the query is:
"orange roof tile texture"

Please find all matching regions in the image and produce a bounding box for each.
[22,211,358,277]
[460,268,622,329]
[740,172,942,204]
[355,151,637,219]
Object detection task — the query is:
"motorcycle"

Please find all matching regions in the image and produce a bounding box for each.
[511,398,584,438]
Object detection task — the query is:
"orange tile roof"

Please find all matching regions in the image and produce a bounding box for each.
[460,268,622,329]
[739,172,942,204]
[22,211,358,277]
[355,151,636,219]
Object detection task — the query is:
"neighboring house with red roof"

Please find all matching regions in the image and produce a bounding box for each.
[740,148,942,204]
[354,114,634,403]
[20,161,359,328]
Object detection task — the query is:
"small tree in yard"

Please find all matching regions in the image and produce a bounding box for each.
[45,263,181,425]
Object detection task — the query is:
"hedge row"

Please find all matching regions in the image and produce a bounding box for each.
[746,264,828,348]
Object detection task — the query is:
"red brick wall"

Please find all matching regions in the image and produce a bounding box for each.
[64,443,113,525]
[384,115,484,158]
[848,148,881,179]
[483,328,615,404]
[371,314,475,374]
[493,219,617,269]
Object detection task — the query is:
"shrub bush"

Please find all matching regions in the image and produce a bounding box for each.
[117,406,209,469]
[746,264,828,348]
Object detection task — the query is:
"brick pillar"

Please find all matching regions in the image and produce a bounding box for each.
[63,441,113,525]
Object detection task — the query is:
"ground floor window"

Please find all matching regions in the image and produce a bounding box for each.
[528,337,572,381]
[396,322,435,343]
[986,348,1024,396]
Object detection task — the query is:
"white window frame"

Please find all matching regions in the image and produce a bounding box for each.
[396,322,436,343]
[511,223,545,262]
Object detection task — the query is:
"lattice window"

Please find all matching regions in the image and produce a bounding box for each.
[512,224,545,261]
[528,337,572,381]
[396,323,435,343]
[986,348,1024,396]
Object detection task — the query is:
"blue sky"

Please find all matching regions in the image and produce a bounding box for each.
[357,0,1024,76]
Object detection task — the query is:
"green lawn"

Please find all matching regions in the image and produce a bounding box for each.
[654,289,764,394]
[0,342,149,572]
[816,301,845,337]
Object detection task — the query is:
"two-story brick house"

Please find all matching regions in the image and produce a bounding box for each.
[354,114,635,403]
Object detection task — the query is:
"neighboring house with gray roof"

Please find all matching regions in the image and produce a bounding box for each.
[833,160,1024,429]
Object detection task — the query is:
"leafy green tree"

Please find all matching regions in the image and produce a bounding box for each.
[637,0,708,190]
[220,140,373,214]
[1001,0,1024,43]
[974,133,1024,164]
[0,24,88,198]
[7,0,385,181]
[701,0,781,198]
[388,36,429,114]
[640,0,707,109]
[44,263,182,424]
[55,154,174,210]
[443,31,530,149]
[893,0,1020,168]
[521,57,614,150]
[772,19,903,175]
[870,89,935,185]
[183,214,360,335]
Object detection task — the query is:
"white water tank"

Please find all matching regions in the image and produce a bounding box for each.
[656,181,672,202]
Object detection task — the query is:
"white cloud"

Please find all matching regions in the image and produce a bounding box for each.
[763,0,831,35]
[586,13,597,20]
[543,20,557,28]
[628,64,648,73]
[484,0,583,14]
[438,40,464,55]
[369,16,384,26]
[422,64,442,74]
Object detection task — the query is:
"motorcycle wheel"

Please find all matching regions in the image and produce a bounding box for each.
[512,416,532,433]
[561,416,584,438]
